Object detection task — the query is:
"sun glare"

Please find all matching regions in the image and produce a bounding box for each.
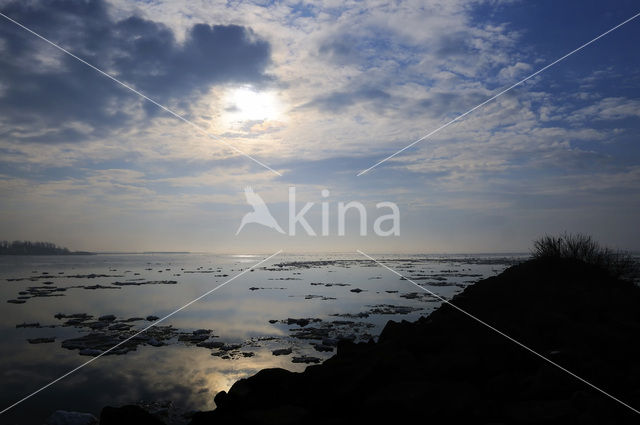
[226,87,281,122]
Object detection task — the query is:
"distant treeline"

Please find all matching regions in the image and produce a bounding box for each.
[0,240,93,255]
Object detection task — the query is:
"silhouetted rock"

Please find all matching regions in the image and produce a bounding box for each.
[189,258,640,424]
[100,405,165,425]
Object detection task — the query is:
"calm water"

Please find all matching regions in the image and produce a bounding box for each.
[0,253,525,424]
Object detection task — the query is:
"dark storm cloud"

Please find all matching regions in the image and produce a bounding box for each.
[113,18,272,100]
[0,0,272,143]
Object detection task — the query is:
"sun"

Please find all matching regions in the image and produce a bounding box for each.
[225,86,281,122]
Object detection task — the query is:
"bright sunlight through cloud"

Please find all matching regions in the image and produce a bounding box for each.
[225,86,281,122]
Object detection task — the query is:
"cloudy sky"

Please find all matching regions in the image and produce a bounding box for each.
[0,0,639,253]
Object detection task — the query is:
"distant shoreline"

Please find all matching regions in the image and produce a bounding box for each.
[142,251,191,254]
[91,251,192,255]
[0,251,95,256]
[0,241,95,256]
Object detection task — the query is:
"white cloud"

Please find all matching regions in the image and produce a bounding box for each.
[567,97,640,122]
[497,61,532,81]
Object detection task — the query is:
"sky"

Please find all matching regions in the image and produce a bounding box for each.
[0,0,639,254]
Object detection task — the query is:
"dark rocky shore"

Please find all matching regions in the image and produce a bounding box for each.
[99,257,640,425]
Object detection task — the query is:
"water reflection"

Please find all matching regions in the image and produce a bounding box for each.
[0,253,523,423]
